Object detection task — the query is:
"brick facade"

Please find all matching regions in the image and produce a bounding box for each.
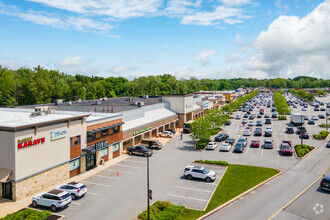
[70,144,81,159]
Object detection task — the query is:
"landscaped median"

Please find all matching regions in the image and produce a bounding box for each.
[313,130,329,140]
[137,162,280,220]
[294,144,315,158]
[0,208,52,220]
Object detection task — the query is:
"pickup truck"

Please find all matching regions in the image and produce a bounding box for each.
[127,145,153,157]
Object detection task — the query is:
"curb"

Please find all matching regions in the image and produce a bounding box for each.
[196,169,282,220]
[294,145,316,159]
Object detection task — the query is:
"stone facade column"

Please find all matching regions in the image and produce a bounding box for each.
[119,142,123,155]
[178,114,185,128]
[108,145,113,159]
[80,156,86,173]
[96,150,101,166]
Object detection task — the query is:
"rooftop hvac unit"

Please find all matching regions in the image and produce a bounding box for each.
[35,106,49,112]
[143,95,149,99]
[46,110,56,114]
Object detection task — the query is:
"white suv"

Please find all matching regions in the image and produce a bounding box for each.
[32,189,72,212]
[54,181,87,200]
[184,165,216,182]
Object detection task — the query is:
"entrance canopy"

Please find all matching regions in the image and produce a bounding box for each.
[0,168,12,182]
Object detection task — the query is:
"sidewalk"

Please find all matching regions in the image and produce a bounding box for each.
[0,154,129,218]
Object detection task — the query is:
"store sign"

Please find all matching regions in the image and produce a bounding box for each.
[18,137,45,149]
[186,102,192,108]
[133,126,152,136]
[51,130,67,141]
[203,103,208,108]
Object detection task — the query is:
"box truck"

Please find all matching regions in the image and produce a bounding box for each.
[291,113,304,125]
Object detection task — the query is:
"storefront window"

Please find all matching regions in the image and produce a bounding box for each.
[100,148,108,157]
[113,126,120,133]
[70,135,81,147]
[69,159,80,171]
[113,143,120,152]
[87,133,95,142]
[95,140,107,150]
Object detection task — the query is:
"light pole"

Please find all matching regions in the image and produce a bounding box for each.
[147,154,151,220]
[326,103,329,132]
[301,115,304,147]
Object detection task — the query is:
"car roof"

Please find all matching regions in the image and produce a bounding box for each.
[252,140,259,142]
[281,143,290,146]
[186,165,203,170]
[282,140,291,142]
[48,189,66,196]
[264,139,272,142]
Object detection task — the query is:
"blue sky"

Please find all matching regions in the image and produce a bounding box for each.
[0,0,329,79]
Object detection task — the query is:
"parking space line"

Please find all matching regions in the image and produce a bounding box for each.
[175,186,213,193]
[261,147,264,157]
[276,144,279,158]
[245,145,250,155]
[71,201,82,206]
[95,174,122,180]
[87,192,98,196]
[113,164,140,169]
[105,169,133,174]
[167,194,208,202]
[124,160,146,164]
[82,181,111,188]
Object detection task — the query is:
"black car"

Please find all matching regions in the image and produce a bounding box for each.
[320,175,330,191]
[225,138,235,145]
[257,114,262,118]
[286,127,294,134]
[297,126,306,134]
[264,114,270,118]
[271,113,278,118]
[326,140,330,148]
[265,119,271,124]
[254,128,262,136]
[318,114,325,119]
[225,120,232,126]
[215,133,229,142]
[264,131,272,137]
[243,113,249,118]
[299,132,309,139]
[234,142,244,153]
[256,121,263,126]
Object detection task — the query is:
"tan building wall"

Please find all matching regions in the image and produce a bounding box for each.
[162,95,194,114]
[0,131,16,177]
[80,156,86,173]
[14,119,86,181]
[13,163,69,201]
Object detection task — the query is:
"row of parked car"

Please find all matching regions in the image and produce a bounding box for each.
[32,181,87,212]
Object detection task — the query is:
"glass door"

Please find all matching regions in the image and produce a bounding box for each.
[86,154,96,171]
[2,181,12,200]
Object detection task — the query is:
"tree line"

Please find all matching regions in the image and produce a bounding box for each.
[0,66,329,107]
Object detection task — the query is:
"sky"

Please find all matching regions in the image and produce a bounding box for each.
[0,0,329,80]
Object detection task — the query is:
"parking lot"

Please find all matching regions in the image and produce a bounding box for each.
[31,94,329,220]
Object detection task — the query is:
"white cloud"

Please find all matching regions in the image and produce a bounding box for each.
[181,6,249,26]
[196,49,216,65]
[176,67,194,78]
[0,59,26,70]
[165,0,202,16]
[275,0,289,12]
[225,52,240,63]
[219,0,250,6]
[245,0,330,79]
[110,65,138,73]
[55,56,92,73]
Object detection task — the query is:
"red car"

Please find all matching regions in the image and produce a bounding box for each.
[260,108,264,112]
[280,143,293,156]
[250,140,260,148]
[282,140,292,147]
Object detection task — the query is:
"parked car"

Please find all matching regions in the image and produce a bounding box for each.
[307,120,315,125]
[243,114,249,118]
[225,138,235,145]
[141,139,163,149]
[32,189,72,212]
[250,140,260,148]
[158,131,173,138]
[257,114,262,118]
[311,116,319,120]
[225,120,232,126]
[166,129,176,135]
[206,142,218,150]
[264,114,270,118]
[302,108,307,111]
[320,175,330,191]
[242,119,248,124]
[243,129,252,136]
[214,133,229,142]
[327,140,330,148]
[320,108,326,111]
[237,137,248,147]
[248,121,254,127]
[254,128,262,136]
[236,115,241,119]
[220,143,232,151]
[318,114,325,119]
[184,165,216,182]
[263,139,273,149]
[286,127,294,134]
[280,143,293,156]
[297,126,306,134]
[282,140,292,146]
[54,182,87,200]
[265,119,271,124]
[300,132,310,139]
[127,145,153,157]
[304,115,309,120]
[256,120,263,126]
[234,142,244,153]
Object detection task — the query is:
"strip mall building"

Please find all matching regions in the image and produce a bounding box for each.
[0,107,123,201]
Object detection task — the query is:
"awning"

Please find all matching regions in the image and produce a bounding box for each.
[0,168,12,183]
[82,146,96,153]
[88,122,124,134]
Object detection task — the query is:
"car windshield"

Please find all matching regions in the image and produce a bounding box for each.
[202,168,209,174]
[282,146,290,149]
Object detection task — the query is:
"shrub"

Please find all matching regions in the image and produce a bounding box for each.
[295,144,314,157]
[320,124,329,128]
[200,160,229,166]
[278,116,287,120]
[196,140,209,150]
[314,130,329,139]
[1,208,52,220]
[137,201,185,220]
